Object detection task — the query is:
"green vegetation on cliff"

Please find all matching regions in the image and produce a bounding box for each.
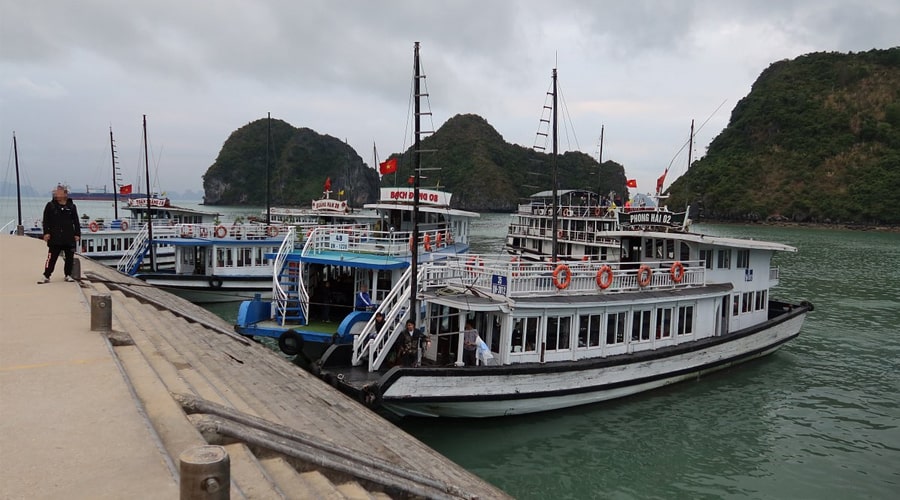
[668,48,900,224]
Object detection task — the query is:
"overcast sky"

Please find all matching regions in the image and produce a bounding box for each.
[2,0,897,198]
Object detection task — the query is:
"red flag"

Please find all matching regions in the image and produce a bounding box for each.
[324,177,331,191]
[626,179,637,188]
[379,158,398,175]
[119,184,133,195]
[656,173,666,193]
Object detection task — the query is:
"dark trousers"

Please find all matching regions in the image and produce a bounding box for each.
[44,244,75,278]
[463,348,477,366]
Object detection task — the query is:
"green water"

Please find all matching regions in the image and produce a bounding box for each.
[399,222,900,499]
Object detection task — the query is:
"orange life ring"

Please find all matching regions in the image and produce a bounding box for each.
[670,261,685,283]
[120,221,129,231]
[89,221,99,233]
[637,265,653,287]
[557,229,565,239]
[562,208,572,217]
[267,225,279,237]
[214,225,227,238]
[552,264,572,289]
[466,256,483,276]
[423,233,432,252]
[596,265,614,289]
[180,225,193,237]
[436,232,443,247]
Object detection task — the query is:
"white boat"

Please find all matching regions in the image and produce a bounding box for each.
[310,63,813,418]
[122,222,287,303]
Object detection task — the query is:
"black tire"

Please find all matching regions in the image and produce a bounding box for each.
[278,329,303,356]
[209,278,223,289]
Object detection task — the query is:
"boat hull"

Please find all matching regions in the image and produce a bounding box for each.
[362,304,808,418]
[137,275,273,303]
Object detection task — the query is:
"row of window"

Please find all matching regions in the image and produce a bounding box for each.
[511,304,696,354]
[213,247,276,268]
[700,248,751,270]
[733,290,767,316]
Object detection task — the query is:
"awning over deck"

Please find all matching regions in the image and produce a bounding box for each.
[298,250,410,270]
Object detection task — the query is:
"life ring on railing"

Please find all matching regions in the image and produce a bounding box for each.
[466,256,483,276]
[120,221,129,231]
[199,226,209,238]
[552,264,572,290]
[208,277,223,289]
[423,233,432,252]
[670,261,685,283]
[267,225,279,237]
[89,221,99,233]
[562,208,572,217]
[594,207,602,216]
[596,265,614,289]
[435,232,443,248]
[637,265,653,287]
[214,225,228,238]
[180,224,193,237]
[557,229,565,239]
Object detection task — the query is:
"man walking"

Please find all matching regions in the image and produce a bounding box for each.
[40,185,81,283]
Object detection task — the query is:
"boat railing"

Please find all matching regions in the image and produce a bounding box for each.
[515,202,621,219]
[302,226,456,258]
[176,223,286,240]
[271,226,299,326]
[420,255,707,297]
[351,265,420,371]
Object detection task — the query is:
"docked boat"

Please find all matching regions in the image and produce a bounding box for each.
[308,64,812,418]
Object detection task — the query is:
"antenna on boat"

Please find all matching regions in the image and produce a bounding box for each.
[266,112,271,225]
[596,124,604,206]
[409,41,423,325]
[110,127,119,220]
[143,114,155,271]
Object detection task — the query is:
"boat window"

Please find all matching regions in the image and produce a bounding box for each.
[700,249,713,269]
[656,308,673,339]
[755,290,767,311]
[644,239,654,259]
[717,249,731,269]
[655,239,665,259]
[677,305,694,335]
[631,310,652,342]
[578,314,603,348]
[545,316,571,351]
[606,311,626,345]
[742,292,753,313]
[736,249,750,268]
[680,242,690,262]
[732,294,740,316]
[511,317,539,353]
[666,240,675,260]
[216,248,225,268]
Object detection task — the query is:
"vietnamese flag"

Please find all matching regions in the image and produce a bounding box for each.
[626,179,637,188]
[379,158,398,175]
[324,177,332,191]
[656,173,667,193]
[119,184,133,195]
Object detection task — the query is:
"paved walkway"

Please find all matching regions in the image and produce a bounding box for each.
[0,235,177,499]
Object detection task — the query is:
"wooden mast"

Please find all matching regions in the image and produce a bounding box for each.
[409,41,422,325]
[550,68,559,263]
[110,127,119,220]
[143,114,155,271]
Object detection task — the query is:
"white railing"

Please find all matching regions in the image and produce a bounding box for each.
[176,223,287,240]
[271,226,299,326]
[302,226,458,259]
[116,224,183,274]
[417,255,707,298]
[351,265,416,370]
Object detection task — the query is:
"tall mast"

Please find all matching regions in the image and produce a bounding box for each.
[409,41,422,325]
[13,132,23,235]
[596,125,604,198]
[143,114,155,271]
[110,127,119,220]
[550,67,559,263]
[687,119,694,169]
[266,112,271,225]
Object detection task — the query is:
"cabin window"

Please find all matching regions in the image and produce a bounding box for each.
[700,249,713,269]
[755,290,767,310]
[742,292,753,313]
[717,249,731,269]
[545,316,571,351]
[216,248,225,268]
[656,307,673,339]
[578,314,603,348]
[736,249,750,269]
[644,239,654,259]
[631,310,652,342]
[732,294,740,316]
[511,317,539,353]
[666,240,675,260]
[606,311,626,345]
[679,242,690,262]
[677,305,694,335]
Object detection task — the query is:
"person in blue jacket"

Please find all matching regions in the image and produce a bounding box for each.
[355,284,375,311]
[40,185,81,283]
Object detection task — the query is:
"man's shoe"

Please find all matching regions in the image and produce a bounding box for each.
[38,275,50,284]
[65,275,75,282]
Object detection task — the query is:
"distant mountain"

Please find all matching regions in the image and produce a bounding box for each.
[201,115,628,211]
[0,182,38,197]
[667,48,900,224]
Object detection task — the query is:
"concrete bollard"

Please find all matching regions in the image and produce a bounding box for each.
[179,445,230,500]
[90,294,112,332]
[71,258,81,280]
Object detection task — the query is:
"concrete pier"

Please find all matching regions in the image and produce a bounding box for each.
[0,234,509,499]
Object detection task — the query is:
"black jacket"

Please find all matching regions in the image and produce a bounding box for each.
[42,199,81,246]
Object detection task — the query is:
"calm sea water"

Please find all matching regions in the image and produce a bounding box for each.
[7,196,897,499]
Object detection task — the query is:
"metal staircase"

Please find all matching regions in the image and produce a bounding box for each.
[271,227,307,326]
[117,223,151,274]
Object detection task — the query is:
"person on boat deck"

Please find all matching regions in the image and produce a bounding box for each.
[355,284,375,311]
[463,321,478,366]
[366,312,386,343]
[40,185,81,283]
[398,320,429,367]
